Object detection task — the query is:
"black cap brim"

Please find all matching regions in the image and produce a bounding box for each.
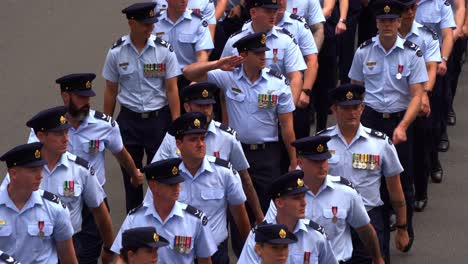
[283,186,309,196]
[250,46,270,52]
[399,0,417,6]
[21,159,47,168]
[336,99,362,106]
[191,98,217,105]
[259,4,280,9]
[140,17,158,24]
[156,175,186,184]
[183,129,207,135]
[376,14,400,19]
[72,89,96,97]
[267,237,297,244]
[47,123,72,132]
[302,152,332,161]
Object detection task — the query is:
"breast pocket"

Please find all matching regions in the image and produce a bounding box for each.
[117,63,136,83]
[200,188,225,213]
[28,222,54,252]
[328,154,340,165]
[57,181,83,205]
[0,225,13,251]
[390,63,410,82]
[265,48,285,64]
[225,90,246,103]
[82,141,105,156]
[363,63,383,83]
[178,33,197,49]
[322,207,347,236]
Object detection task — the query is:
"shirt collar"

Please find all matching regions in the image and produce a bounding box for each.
[373,35,405,53]
[179,156,214,179]
[277,12,294,27]
[208,120,217,135]
[235,66,268,83]
[398,21,421,39]
[143,198,185,222]
[269,217,309,234]
[160,10,192,23]
[245,23,280,38]
[0,189,43,212]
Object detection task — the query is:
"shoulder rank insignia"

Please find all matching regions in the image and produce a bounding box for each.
[191,11,203,19]
[359,39,374,49]
[332,176,355,189]
[369,129,386,139]
[281,28,297,44]
[214,158,232,169]
[0,250,19,264]
[230,29,247,39]
[444,0,450,6]
[128,204,143,215]
[155,37,174,52]
[216,122,237,136]
[43,190,66,209]
[290,14,306,22]
[111,36,125,50]
[421,25,439,40]
[267,69,284,79]
[74,156,95,175]
[404,40,422,57]
[185,205,208,226]
[307,219,326,236]
[94,111,116,127]
[316,126,333,136]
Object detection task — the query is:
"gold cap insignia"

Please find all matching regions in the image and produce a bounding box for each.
[317,144,324,153]
[194,118,201,127]
[260,34,266,45]
[0,220,5,225]
[175,149,181,155]
[85,80,92,89]
[202,89,209,98]
[150,9,155,17]
[279,228,287,239]
[297,178,304,187]
[346,91,353,100]
[153,233,159,242]
[272,0,277,3]
[34,149,41,159]
[59,115,66,125]
[384,5,390,13]
[172,166,179,175]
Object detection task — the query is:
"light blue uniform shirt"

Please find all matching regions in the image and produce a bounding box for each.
[207,67,295,144]
[239,218,338,264]
[275,12,318,56]
[111,200,217,262]
[415,0,456,43]
[399,21,441,63]
[287,0,325,25]
[28,110,124,186]
[266,176,370,262]
[221,24,307,75]
[0,189,73,263]
[1,152,105,234]
[151,120,250,171]
[178,156,246,246]
[102,34,181,113]
[153,10,214,69]
[322,125,404,209]
[348,36,429,113]
[153,0,216,25]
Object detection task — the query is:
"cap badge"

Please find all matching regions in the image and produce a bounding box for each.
[34,149,41,159]
[153,233,159,242]
[172,166,179,175]
[346,91,354,100]
[85,80,92,89]
[384,5,390,13]
[272,0,277,3]
[260,34,266,45]
[59,115,66,125]
[194,118,201,128]
[297,178,304,187]
[279,228,287,239]
[317,144,324,153]
[150,9,155,17]
[202,89,209,98]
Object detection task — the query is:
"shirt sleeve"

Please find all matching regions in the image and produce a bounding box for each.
[277,83,296,114]
[152,133,179,163]
[381,140,404,177]
[105,121,124,154]
[307,0,326,25]
[110,215,132,254]
[164,47,182,79]
[195,21,215,52]
[0,174,10,192]
[27,128,39,143]
[346,191,371,228]
[82,168,106,209]
[229,138,250,171]
[207,69,231,91]
[423,34,442,62]
[440,1,457,29]
[348,49,365,81]
[284,37,307,73]
[194,220,218,257]
[52,204,74,241]
[226,169,247,205]
[408,50,429,84]
[319,237,339,264]
[264,199,277,222]
[203,0,217,24]
[237,231,262,264]
[221,36,239,58]
[102,49,119,83]
[297,23,318,56]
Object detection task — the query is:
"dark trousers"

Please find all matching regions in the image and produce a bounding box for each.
[117,106,171,213]
[338,5,360,84]
[413,116,432,201]
[360,106,415,249]
[431,75,450,166]
[73,198,110,264]
[348,206,385,264]
[211,239,229,264]
[357,4,377,45]
[448,38,467,112]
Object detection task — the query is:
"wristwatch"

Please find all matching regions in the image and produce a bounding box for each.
[442,56,449,62]
[339,18,347,24]
[302,89,313,96]
[395,224,407,230]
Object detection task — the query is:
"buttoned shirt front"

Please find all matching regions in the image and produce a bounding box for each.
[177,156,246,246]
[28,109,124,186]
[0,189,73,263]
[221,24,307,76]
[102,34,181,113]
[239,218,337,264]
[153,10,214,68]
[348,36,428,113]
[110,200,217,263]
[265,176,370,261]
[322,125,404,209]
[207,66,295,144]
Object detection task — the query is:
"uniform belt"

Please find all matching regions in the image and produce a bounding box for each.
[120,106,167,119]
[241,142,277,151]
[365,106,406,119]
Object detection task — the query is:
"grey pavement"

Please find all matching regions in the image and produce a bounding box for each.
[1,1,467,263]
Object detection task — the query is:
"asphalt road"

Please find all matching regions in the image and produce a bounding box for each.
[1,1,467,263]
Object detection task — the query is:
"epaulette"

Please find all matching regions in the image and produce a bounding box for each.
[215,122,236,136]
[128,204,143,215]
[94,111,115,127]
[331,176,355,189]
[267,69,284,79]
[74,156,95,176]
[0,250,19,264]
[307,219,326,236]
[315,126,333,135]
[368,129,386,139]
[184,205,208,226]
[359,39,374,49]
[214,157,233,169]
[404,40,423,57]
[421,25,439,40]
[444,0,450,6]
[281,28,298,44]
[155,37,174,52]
[230,29,247,38]
[191,10,203,19]
[290,14,306,23]
[111,36,125,50]
[43,190,66,209]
